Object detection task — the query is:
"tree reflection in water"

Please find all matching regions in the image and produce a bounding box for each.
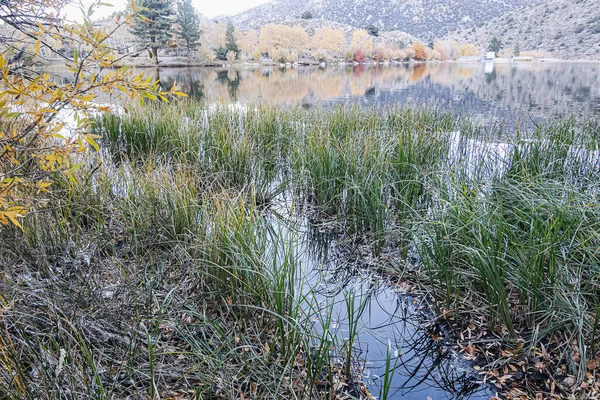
[155,62,600,127]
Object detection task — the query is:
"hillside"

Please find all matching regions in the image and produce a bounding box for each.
[231,17,420,49]
[225,0,536,42]
[446,0,600,60]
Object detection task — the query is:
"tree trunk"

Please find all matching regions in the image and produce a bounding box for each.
[150,36,159,65]
[152,47,159,65]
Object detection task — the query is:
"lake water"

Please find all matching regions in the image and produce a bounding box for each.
[156,62,600,128]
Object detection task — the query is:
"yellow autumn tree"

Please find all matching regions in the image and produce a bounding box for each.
[259,24,309,60]
[311,27,347,60]
[238,29,259,60]
[459,43,478,57]
[350,29,373,57]
[202,21,227,51]
[0,0,184,227]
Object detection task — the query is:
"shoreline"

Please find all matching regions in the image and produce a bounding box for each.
[120,57,600,68]
[40,57,600,70]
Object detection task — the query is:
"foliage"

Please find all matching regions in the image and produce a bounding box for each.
[214,45,228,60]
[487,37,503,53]
[259,24,309,58]
[350,29,373,57]
[411,41,428,61]
[514,42,520,56]
[176,0,201,57]
[0,0,184,227]
[251,48,263,60]
[301,11,313,19]
[311,27,347,60]
[459,43,478,56]
[353,49,365,62]
[365,24,379,37]
[433,39,459,60]
[225,22,240,58]
[226,50,237,62]
[130,0,175,64]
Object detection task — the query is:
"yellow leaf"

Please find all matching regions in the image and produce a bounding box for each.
[3,211,23,229]
[84,135,100,152]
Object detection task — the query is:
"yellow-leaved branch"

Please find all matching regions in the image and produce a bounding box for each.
[0,0,186,227]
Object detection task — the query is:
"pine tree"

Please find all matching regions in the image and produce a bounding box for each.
[487,37,503,54]
[225,23,240,58]
[177,0,201,59]
[130,0,175,65]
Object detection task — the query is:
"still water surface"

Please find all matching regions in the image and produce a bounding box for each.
[156,62,600,128]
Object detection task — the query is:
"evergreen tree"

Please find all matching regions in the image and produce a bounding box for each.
[365,24,379,37]
[487,37,503,54]
[176,0,201,59]
[514,42,520,57]
[225,23,240,58]
[130,0,175,65]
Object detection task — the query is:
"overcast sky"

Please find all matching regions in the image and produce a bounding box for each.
[64,0,273,21]
[194,0,272,18]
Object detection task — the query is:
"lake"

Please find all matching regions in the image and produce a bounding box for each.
[155,61,600,128]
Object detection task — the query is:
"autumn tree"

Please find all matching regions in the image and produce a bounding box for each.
[130,0,175,64]
[311,27,347,60]
[259,24,309,61]
[237,29,258,60]
[411,41,428,61]
[203,21,226,50]
[176,0,201,59]
[351,29,373,58]
[433,39,459,60]
[459,43,478,56]
[0,0,184,227]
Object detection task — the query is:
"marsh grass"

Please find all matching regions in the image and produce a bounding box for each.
[93,102,600,393]
[2,101,599,398]
[0,157,336,399]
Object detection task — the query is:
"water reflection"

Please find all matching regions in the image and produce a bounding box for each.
[156,62,600,127]
[298,219,492,400]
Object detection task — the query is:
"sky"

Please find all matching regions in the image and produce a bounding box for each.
[64,0,273,21]
[193,0,272,18]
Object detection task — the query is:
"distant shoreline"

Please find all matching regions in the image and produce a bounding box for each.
[41,57,600,71]
[128,57,600,68]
